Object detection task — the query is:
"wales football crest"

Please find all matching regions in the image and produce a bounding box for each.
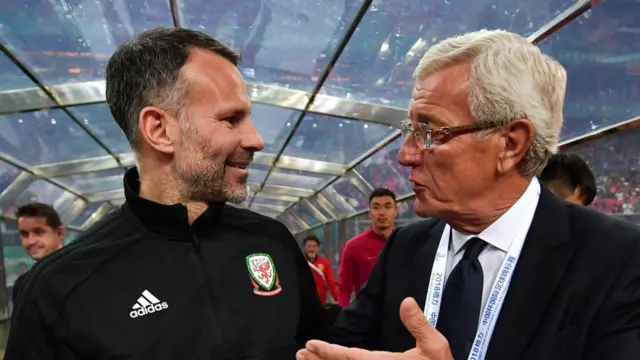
[246,253,282,296]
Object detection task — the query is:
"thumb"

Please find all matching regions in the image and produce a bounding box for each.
[399,297,440,345]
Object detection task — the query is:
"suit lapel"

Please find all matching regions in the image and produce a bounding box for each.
[412,221,446,311]
[486,188,576,359]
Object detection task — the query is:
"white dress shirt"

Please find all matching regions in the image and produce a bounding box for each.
[441,177,541,319]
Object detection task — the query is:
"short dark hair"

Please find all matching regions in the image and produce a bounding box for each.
[105,27,241,150]
[369,188,396,204]
[16,203,62,229]
[539,153,596,206]
[303,234,320,246]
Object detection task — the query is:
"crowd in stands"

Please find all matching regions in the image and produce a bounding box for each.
[570,127,640,214]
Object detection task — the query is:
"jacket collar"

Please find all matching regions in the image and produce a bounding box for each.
[486,185,575,359]
[122,167,225,239]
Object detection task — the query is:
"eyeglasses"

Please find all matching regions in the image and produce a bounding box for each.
[398,119,499,149]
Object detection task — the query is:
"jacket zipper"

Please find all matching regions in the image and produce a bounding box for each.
[190,232,233,358]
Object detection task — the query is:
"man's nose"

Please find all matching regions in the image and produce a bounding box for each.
[22,235,36,245]
[242,122,265,152]
[398,136,420,167]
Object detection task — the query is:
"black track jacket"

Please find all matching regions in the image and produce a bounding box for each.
[5,168,326,360]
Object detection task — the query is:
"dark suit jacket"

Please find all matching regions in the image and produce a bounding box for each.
[12,272,26,305]
[326,187,640,359]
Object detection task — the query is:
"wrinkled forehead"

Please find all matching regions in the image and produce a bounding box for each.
[408,65,471,123]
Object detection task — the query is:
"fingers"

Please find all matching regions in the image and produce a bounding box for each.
[298,340,403,360]
[296,348,322,360]
[399,297,432,342]
[299,340,361,360]
[399,297,451,357]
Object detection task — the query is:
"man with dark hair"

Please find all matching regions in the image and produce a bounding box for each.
[6,28,325,360]
[539,152,597,206]
[15,202,64,261]
[303,234,339,305]
[11,203,64,303]
[337,188,397,307]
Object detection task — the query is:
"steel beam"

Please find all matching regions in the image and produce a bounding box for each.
[528,0,602,45]
[0,82,405,127]
[80,203,112,230]
[60,198,88,225]
[302,198,329,224]
[29,152,344,178]
[315,193,340,220]
[0,172,36,214]
[84,188,125,202]
[348,170,375,198]
[559,116,640,150]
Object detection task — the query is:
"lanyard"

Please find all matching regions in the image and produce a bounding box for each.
[423,224,528,360]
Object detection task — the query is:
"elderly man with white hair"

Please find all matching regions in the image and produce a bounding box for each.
[297,29,640,360]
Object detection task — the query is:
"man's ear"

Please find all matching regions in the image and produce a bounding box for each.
[496,119,535,174]
[138,106,180,155]
[56,226,64,238]
[573,187,588,206]
[561,187,585,206]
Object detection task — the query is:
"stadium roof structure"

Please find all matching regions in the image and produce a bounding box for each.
[0,0,638,233]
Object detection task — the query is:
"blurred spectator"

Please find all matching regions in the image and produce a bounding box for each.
[338,188,397,307]
[540,153,596,206]
[12,203,64,303]
[303,234,339,305]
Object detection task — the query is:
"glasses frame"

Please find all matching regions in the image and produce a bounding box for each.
[399,119,500,149]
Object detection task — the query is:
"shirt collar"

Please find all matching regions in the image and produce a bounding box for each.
[122,167,225,239]
[451,177,541,254]
[367,228,388,242]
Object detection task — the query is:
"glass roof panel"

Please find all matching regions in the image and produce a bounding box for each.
[321,184,356,218]
[291,201,321,228]
[319,0,576,108]
[54,191,81,217]
[266,168,333,190]
[282,114,396,164]
[0,53,39,91]
[71,202,104,228]
[564,125,640,215]
[356,137,412,197]
[0,109,110,166]
[248,163,270,183]
[332,176,368,212]
[540,1,640,140]
[307,195,335,221]
[69,104,131,155]
[180,0,363,92]
[2,179,64,217]
[0,160,21,194]
[0,0,173,86]
[252,103,300,154]
[52,168,125,194]
[251,194,295,208]
[278,211,303,233]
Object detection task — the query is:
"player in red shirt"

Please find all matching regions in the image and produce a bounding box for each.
[338,188,397,308]
[303,234,339,304]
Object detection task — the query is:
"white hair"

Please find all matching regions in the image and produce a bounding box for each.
[413,29,567,176]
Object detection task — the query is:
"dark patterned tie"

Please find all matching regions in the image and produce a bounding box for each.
[437,237,487,360]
